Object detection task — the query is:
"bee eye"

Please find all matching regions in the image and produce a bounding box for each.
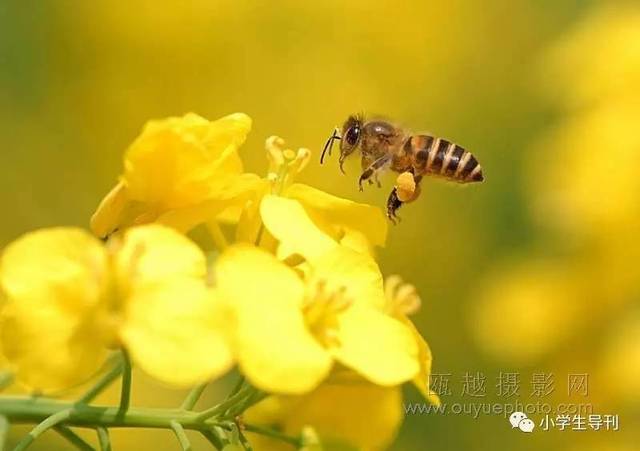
[345,126,360,146]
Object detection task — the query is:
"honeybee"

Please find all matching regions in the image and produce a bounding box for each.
[321,114,484,221]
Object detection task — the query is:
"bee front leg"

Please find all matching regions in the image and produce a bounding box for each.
[359,155,391,191]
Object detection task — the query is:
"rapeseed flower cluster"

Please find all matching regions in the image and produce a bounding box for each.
[0,112,436,450]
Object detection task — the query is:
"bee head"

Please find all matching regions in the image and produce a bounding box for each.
[320,114,364,173]
[337,115,363,173]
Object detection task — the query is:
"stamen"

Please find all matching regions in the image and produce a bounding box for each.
[283,149,296,160]
[264,136,311,193]
[288,147,311,175]
[384,275,422,316]
[303,280,353,348]
[384,275,403,302]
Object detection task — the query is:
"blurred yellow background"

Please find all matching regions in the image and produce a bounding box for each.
[1,0,638,449]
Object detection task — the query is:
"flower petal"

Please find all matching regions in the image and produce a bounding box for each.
[1,304,110,392]
[235,302,332,394]
[403,317,440,405]
[155,174,267,234]
[124,113,251,209]
[121,279,233,386]
[285,183,388,247]
[90,181,129,239]
[0,228,109,391]
[333,305,419,386]
[91,113,253,237]
[115,224,207,286]
[339,228,375,255]
[260,195,337,263]
[309,246,386,309]
[90,182,162,240]
[215,246,332,394]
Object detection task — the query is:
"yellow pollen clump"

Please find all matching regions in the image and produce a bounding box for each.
[396,172,418,202]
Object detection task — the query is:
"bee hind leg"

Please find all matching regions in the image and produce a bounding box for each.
[386,188,403,224]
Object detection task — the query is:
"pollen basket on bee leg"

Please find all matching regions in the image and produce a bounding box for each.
[395,172,417,202]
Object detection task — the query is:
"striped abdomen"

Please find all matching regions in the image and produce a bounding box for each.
[407,135,484,183]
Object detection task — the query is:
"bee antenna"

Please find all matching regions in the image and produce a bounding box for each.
[320,129,341,164]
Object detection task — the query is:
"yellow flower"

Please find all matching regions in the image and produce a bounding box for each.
[257,196,439,404]
[91,112,261,238]
[91,117,385,261]
[236,136,388,256]
[245,372,403,451]
[0,229,110,391]
[214,244,419,395]
[114,226,234,386]
[0,225,232,391]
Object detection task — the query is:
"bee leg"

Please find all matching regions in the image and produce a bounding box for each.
[359,155,391,191]
[386,187,403,224]
[358,170,373,191]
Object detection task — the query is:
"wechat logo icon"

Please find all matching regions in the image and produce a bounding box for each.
[509,412,535,433]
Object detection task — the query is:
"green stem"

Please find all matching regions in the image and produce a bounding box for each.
[226,391,267,418]
[76,358,123,405]
[54,425,95,451]
[181,384,207,411]
[207,221,228,250]
[117,351,132,418]
[227,377,245,400]
[275,163,290,195]
[96,427,110,451]
[0,397,217,431]
[13,409,72,451]
[244,424,300,448]
[195,386,252,421]
[200,430,223,450]
[237,429,254,451]
[0,381,267,450]
[0,416,9,451]
[213,426,230,446]
[230,422,253,451]
[171,421,192,451]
